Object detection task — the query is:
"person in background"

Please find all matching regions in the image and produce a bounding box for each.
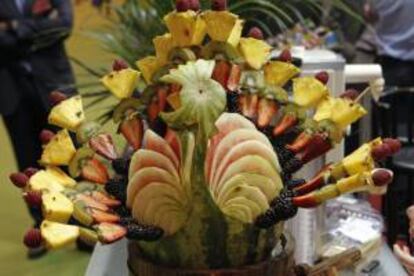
[365,0,414,87]
[0,0,75,170]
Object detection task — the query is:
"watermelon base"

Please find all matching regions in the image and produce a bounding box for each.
[127,231,295,276]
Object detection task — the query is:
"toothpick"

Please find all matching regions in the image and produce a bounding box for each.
[355,86,371,103]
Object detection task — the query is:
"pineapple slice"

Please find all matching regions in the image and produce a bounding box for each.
[342,145,375,175]
[42,192,74,223]
[41,220,79,249]
[101,68,141,99]
[153,33,175,65]
[40,129,76,166]
[164,11,207,47]
[48,96,85,131]
[239,38,272,70]
[293,77,329,108]
[29,170,65,193]
[136,56,161,84]
[202,11,243,47]
[264,61,301,87]
[45,166,76,188]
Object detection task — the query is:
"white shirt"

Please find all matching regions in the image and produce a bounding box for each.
[374,0,414,61]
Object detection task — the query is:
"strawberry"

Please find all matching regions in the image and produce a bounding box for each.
[372,169,393,187]
[48,91,67,106]
[212,0,227,11]
[300,134,332,163]
[257,98,278,128]
[76,194,109,211]
[112,59,129,71]
[189,0,200,11]
[89,133,118,160]
[91,191,122,207]
[315,71,329,85]
[9,172,29,188]
[95,223,127,244]
[24,191,43,208]
[23,228,43,249]
[157,86,169,112]
[340,89,359,101]
[147,95,161,123]
[279,49,292,63]
[81,158,109,185]
[273,114,297,136]
[292,193,320,208]
[212,60,231,89]
[39,129,55,145]
[176,0,190,12]
[248,27,264,40]
[118,114,144,150]
[294,174,325,195]
[227,64,242,91]
[91,209,120,224]
[239,94,259,119]
[24,167,39,178]
[287,132,313,153]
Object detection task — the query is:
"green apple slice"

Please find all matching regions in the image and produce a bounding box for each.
[220,186,269,212]
[143,130,180,169]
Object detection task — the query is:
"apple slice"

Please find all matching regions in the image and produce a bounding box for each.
[143,130,180,169]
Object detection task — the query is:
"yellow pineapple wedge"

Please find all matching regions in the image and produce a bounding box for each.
[164,10,207,47]
[201,11,243,47]
[40,129,76,166]
[264,61,301,87]
[239,38,272,70]
[136,56,161,84]
[42,192,74,223]
[29,170,65,193]
[293,77,329,108]
[45,166,76,188]
[342,144,375,175]
[48,96,85,131]
[41,220,79,249]
[101,68,141,99]
[153,33,175,65]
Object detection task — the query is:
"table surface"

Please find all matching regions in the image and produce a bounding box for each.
[86,239,408,276]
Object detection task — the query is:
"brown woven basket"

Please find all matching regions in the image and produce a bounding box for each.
[128,233,295,276]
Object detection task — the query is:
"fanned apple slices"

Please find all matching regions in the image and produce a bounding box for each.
[127,129,189,235]
[206,113,283,224]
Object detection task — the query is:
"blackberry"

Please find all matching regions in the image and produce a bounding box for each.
[255,209,277,229]
[286,178,305,188]
[226,91,241,113]
[126,223,164,241]
[76,238,94,252]
[112,158,130,175]
[278,188,298,200]
[271,197,298,221]
[105,177,127,202]
[282,157,303,175]
[114,205,131,218]
[119,216,135,227]
[150,117,167,137]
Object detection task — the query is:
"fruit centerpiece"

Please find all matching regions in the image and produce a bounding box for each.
[9,0,400,274]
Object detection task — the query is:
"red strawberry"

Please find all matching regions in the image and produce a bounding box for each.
[24,191,43,208]
[294,174,326,195]
[273,114,297,136]
[176,0,190,12]
[212,0,227,11]
[48,91,67,106]
[248,27,264,40]
[227,64,242,91]
[157,86,169,112]
[372,169,393,187]
[279,49,292,63]
[189,0,200,11]
[89,133,118,160]
[95,223,127,244]
[257,98,278,128]
[300,134,332,163]
[340,89,359,101]
[287,132,313,153]
[24,167,39,178]
[212,60,231,89]
[292,194,320,208]
[23,228,43,249]
[147,96,161,123]
[119,114,144,150]
[81,158,109,185]
[383,138,402,154]
[243,94,259,119]
[39,129,55,145]
[112,59,129,71]
[76,194,109,211]
[9,172,29,188]
[91,191,122,207]
[91,209,120,224]
[315,71,329,85]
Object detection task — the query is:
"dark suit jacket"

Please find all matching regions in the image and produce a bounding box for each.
[0,0,75,115]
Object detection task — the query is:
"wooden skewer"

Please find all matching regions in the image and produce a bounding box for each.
[355,86,371,103]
